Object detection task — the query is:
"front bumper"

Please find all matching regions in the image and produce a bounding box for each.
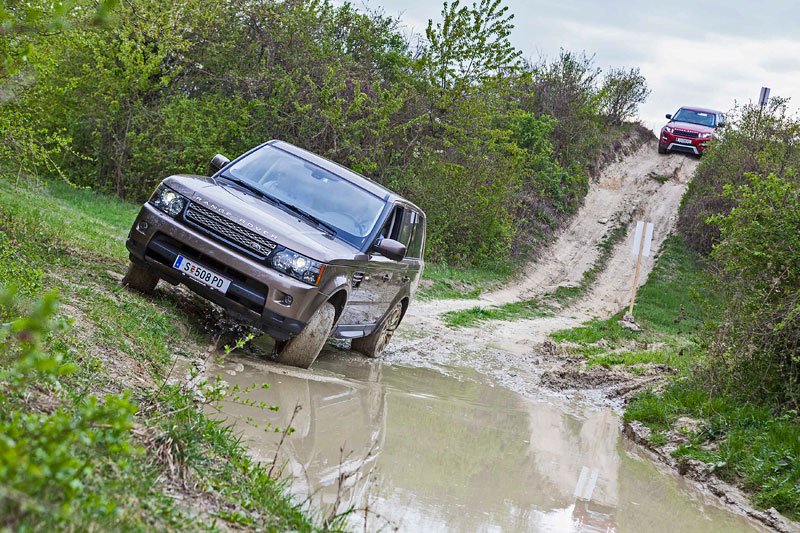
[659,131,710,155]
[126,204,330,340]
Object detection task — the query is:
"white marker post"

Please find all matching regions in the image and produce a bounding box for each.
[574,466,600,501]
[628,219,654,319]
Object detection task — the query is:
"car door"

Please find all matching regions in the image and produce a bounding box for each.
[341,205,411,327]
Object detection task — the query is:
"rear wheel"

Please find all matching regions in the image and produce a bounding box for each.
[352,301,404,358]
[658,144,668,155]
[274,302,335,369]
[121,262,159,294]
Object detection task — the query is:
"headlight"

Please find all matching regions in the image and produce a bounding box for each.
[149,184,188,217]
[699,132,713,139]
[270,249,326,285]
[663,126,674,134]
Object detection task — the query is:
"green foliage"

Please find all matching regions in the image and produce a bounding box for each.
[626,381,800,519]
[520,50,607,172]
[600,67,650,126]
[678,95,800,406]
[0,178,317,530]
[0,0,117,181]
[0,289,138,526]
[705,173,800,406]
[422,0,522,96]
[0,232,42,297]
[3,0,647,268]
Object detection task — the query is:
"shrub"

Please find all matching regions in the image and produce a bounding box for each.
[705,173,800,406]
[600,67,650,126]
[0,289,138,527]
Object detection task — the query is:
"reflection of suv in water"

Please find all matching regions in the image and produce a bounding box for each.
[123,140,426,368]
[658,106,725,155]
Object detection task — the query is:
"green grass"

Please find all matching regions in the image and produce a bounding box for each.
[0,178,319,530]
[442,222,627,328]
[419,262,513,300]
[625,381,800,519]
[586,347,690,371]
[549,235,718,368]
[648,172,671,184]
[442,298,553,328]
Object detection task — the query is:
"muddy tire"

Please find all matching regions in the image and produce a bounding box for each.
[121,262,159,294]
[352,301,403,358]
[274,302,335,369]
[658,144,668,155]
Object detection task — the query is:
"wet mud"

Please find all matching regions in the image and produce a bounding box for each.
[210,347,765,532]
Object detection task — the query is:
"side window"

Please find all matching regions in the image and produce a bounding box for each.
[396,209,415,247]
[408,214,425,259]
[379,207,403,241]
[375,205,425,259]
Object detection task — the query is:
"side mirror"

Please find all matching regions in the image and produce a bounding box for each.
[665,113,672,120]
[209,154,230,175]
[374,238,406,261]
[718,120,727,128]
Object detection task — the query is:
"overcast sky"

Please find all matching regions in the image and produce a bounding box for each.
[351,0,800,132]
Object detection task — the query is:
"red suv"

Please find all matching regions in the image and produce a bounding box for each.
[658,106,725,155]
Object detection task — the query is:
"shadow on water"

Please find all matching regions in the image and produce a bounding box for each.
[211,342,763,532]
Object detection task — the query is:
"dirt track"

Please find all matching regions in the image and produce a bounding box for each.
[386,139,700,406]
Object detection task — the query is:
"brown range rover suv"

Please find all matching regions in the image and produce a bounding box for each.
[123,140,425,368]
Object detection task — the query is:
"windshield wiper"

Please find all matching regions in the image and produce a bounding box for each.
[218,175,272,201]
[278,201,338,237]
[218,175,337,236]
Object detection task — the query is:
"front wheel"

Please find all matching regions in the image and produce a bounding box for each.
[274,302,335,369]
[352,301,404,358]
[658,144,668,155]
[122,262,159,294]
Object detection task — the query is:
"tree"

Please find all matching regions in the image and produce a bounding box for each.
[600,67,649,126]
[422,0,522,100]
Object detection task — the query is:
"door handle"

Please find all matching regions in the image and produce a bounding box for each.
[381,273,391,282]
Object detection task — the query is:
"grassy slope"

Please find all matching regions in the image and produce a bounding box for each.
[550,235,800,519]
[0,180,322,530]
[441,221,628,328]
[550,235,718,371]
[418,262,513,300]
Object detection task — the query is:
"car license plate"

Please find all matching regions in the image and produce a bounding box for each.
[172,255,231,293]
[676,138,692,144]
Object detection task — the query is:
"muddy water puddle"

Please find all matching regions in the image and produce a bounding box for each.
[213,347,760,532]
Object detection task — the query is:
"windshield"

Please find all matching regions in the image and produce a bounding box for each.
[221,145,386,249]
[672,108,716,127]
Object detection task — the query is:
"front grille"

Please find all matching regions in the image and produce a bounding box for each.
[674,129,699,138]
[185,203,277,257]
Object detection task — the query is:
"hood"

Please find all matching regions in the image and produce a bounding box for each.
[666,121,715,134]
[163,174,360,262]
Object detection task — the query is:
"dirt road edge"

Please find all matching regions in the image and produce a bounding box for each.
[624,421,799,532]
